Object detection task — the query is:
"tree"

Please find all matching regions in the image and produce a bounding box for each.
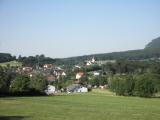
[109,75,135,96]
[10,75,30,93]
[0,66,16,95]
[30,74,47,93]
[134,74,157,97]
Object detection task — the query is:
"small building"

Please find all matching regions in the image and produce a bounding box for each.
[75,65,81,69]
[45,85,56,95]
[77,87,88,93]
[61,72,66,76]
[93,71,100,76]
[66,84,88,93]
[22,67,32,72]
[43,64,53,69]
[85,57,96,66]
[76,72,85,80]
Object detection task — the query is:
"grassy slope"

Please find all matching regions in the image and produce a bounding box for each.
[0,90,160,120]
[0,61,22,67]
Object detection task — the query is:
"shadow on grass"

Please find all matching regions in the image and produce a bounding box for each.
[0,116,30,120]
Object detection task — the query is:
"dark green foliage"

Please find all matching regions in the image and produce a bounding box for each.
[9,74,47,95]
[10,75,31,93]
[30,74,47,93]
[0,66,16,95]
[0,53,16,63]
[84,65,101,72]
[89,77,99,86]
[79,76,88,86]
[110,74,160,97]
[134,74,157,97]
[110,75,135,96]
[18,54,56,67]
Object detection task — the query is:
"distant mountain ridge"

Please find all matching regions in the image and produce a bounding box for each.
[145,37,160,50]
[56,36,160,65]
[0,37,160,65]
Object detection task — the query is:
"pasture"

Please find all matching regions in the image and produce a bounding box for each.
[0,90,160,120]
[0,61,22,67]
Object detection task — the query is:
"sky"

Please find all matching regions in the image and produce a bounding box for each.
[0,0,160,58]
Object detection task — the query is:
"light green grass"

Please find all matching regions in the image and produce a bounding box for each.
[0,61,22,67]
[0,91,160,120]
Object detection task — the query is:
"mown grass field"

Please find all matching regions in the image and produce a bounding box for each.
[0,90,160,120]
[0,61,22,67]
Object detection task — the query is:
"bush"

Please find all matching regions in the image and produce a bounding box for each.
[134,74,157,97]
[10,75,31,93]
[110,75,135,96]
[30,74,47,93]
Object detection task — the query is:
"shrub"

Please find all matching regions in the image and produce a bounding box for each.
[134,74,157,97]
[10,75,30,93]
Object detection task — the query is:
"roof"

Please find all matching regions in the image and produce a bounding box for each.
[66,84,81,92]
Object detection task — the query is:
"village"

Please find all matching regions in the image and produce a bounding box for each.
[15,57,114,95]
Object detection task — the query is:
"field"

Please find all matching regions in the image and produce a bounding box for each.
[0,61,22,67]
[0,90,160,120]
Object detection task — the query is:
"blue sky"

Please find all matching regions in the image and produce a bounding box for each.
[0,0,160,58]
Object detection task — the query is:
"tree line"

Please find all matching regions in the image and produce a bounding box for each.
[0,53,16,63]
[0,66,47,96]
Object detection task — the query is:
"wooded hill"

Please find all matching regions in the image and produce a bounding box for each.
[56,37,160,65]
[0,53,16,63]
[0,37,160,66]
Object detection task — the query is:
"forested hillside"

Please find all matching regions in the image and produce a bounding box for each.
[1,37,160,66]
[56,37,160,65]
[145,37,160,50]
[0,53,16,63]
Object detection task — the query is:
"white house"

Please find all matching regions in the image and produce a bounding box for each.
[66,84,88,93]
[77,87,88,93]
[86,61,92,66]
[45,85,56,95]
[62,72,66,76]
[86,57,96,66]
[93,71,100,76]
[75,65,81,69]
[76,72,84,80]
[91,57,95,63]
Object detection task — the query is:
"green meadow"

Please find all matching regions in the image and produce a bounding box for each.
[0,90,160,120]
[0,61,22,67]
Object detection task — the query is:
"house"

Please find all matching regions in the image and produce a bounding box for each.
[91,57,95,63]
[66,84,81,93]
[66,84,88,93]
[16,67,33,75]
[43,64,53,69]
[76,72,85,80]
[77,87,88,93]
[85,57,96,66]
[86,61,92,66]
[22,67,32,72]
[75,65,81,69]
[45,85,56,95]
[47,75,56,81]
[93,71,100,76]
[61,72,66,76]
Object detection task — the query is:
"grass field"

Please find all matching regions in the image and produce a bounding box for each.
[0,61,22,67]
[0,90,160,120]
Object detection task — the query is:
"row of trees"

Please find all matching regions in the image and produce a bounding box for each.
[18,54,57,67]
[109,73,160,97]
[10,74,47,95]
[0,53,16,63]
[0,66,47,96]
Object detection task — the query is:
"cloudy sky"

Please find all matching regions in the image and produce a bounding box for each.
[0,0,160,58]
